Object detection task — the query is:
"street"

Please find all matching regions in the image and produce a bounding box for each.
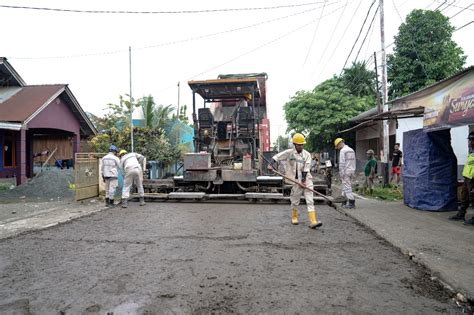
[0,200,462,314]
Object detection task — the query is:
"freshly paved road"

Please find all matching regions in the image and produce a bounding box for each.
[0,201,463,314]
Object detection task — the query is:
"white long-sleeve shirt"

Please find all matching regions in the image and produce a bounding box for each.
[272,148,312,182]
[120,152,145,173]
[339,144,356,176]
[101,152,121,178]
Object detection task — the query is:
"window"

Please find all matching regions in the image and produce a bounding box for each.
[3,132,15,168]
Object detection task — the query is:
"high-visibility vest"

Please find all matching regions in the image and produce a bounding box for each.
[462,153,474,179]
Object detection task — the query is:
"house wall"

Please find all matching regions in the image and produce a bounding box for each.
[27,97,80,135]
[354,121,396,173]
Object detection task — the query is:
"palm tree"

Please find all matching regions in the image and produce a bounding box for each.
[341,61,376,98]
[139,95,175,129]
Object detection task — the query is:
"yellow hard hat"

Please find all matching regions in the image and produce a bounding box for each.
[119,149,127,156]
[292,133,306,145]
[334,138,344,147]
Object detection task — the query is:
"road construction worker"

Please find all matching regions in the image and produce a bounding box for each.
[363,149,377,195]
[270,133,322,229]
[101,145,121,207]
[334,138,356,209]
[119,149,146,208]
[450,132,474,225]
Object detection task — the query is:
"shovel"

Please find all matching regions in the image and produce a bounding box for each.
[259,153,345,214]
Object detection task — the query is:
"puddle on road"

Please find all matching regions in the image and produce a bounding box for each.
[108,301,142,314]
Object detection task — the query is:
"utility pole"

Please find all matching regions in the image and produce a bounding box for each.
[129,46,134,152]
[177,81,181,118]
[379,0,390,186]
[374,52,383,178]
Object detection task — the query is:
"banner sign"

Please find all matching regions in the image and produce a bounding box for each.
[391,69,474,131]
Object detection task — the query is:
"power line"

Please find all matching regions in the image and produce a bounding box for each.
[154,3,347,94]
[0,1,332,15]
[439,0,458,13]
[455,20,474,31]
[10,4,328,60]
[450,3,474,18]
[313,0,349,69]
[354,6,379,63]
[302,0,328,66]
[186,4,347,81]
[341,0,377,73]
[363,11,377,61]
[316,0,364,79]
[391,0,429,78]
[434,0,474,12]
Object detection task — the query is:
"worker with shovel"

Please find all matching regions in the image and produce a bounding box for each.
[269,133,322,229]
[101,145,121,207]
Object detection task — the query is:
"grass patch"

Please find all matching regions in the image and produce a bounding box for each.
[0,183,13,192]
[356,185,403,201]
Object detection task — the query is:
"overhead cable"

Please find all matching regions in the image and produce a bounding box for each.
[340,0,377,73]
[316,0,363,80]
[354,6,379,63]
[10,4,331,60]
[0,1,334,14]
[302,0,328,66]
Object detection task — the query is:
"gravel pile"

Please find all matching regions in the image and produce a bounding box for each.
[0,168,75,202]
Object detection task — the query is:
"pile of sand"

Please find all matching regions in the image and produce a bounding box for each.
[0,168,75,202]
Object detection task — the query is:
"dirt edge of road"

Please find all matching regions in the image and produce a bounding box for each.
[343,209,473,312]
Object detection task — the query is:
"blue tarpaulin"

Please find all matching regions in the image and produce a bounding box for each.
[403,128,457,211]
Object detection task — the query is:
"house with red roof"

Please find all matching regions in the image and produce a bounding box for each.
[0,57,96,185]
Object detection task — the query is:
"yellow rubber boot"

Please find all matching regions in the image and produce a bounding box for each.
[308,211,322,229]
[291,208,299,225]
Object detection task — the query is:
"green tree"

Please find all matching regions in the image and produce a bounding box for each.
[387,9,466,98]
[341,61,375,98]
[272,135,289,151]
[90,127,180,164]
[284,77,373,152]
[139,95,175,129]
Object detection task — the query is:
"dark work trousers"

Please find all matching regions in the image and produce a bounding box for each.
[460,177,474,213]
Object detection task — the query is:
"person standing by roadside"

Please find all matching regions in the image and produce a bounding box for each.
[334,138,356,209]
[363,149,377,195]
[119,150,146,208]
[270,133,322,229]
[390,143,403,186]
[450,132,474,225]
[101,145,121,207]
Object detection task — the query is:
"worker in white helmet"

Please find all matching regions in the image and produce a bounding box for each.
[334,138,356,209]
[270,133,322,229]
[101,144,121,207]
[118,149,146,208]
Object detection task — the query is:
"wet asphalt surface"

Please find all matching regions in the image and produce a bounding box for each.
[0,201,463,314]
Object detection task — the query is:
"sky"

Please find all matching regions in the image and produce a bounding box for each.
[2,0,473,143]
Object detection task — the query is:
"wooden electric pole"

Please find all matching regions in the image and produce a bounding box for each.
[379,0,390,186]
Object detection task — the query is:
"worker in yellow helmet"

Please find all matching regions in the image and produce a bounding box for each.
[269,133,322,229]
[118,149,146,208]
[334,138,356,209]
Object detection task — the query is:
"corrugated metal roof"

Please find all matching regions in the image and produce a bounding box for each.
[350,107,379,122]
[0,57,26,86]
[0,85,65,122]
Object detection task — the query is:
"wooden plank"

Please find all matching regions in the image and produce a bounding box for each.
[34,147,57,178]
[75,185,98,201]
